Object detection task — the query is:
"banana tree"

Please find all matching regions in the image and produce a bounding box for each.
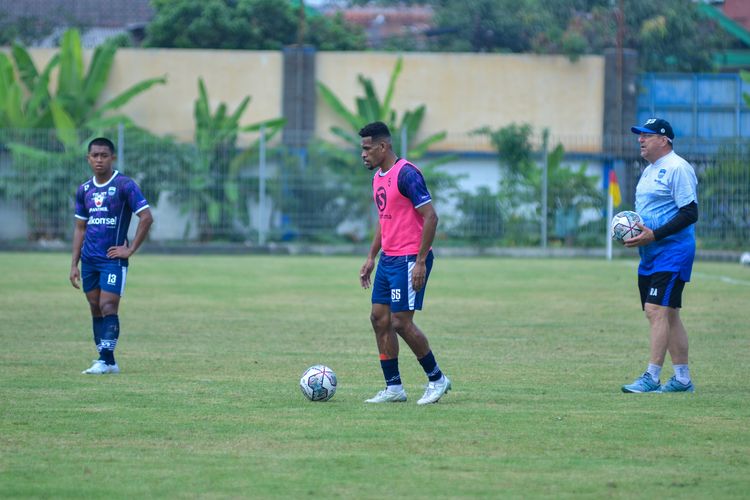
[169,77,285,241]
[317,56,449,162]
[316,56,461,226]
[0,44,58,135]
[0,28,167,240]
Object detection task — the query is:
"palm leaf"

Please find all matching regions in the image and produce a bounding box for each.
[408,131,447,159]
[57,29,84,102]
[316,81,361,131]
[358,76,381,121]
[91,76,167,119]
[3,85,24,127]
[50,100,79,151]
[26,55,58,124]
[240,117,286,133]
[7,142,61,162]
[228,96,251,127]
[381,56,403,122]
[195,78,211,129]
[330,125,360,147]
[83,43,117,108]
[10,43,40,91]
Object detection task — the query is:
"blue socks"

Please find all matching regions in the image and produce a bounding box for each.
[380,357,402,389]
[418,351,443,382]
[379,351,443,389]
[92,316,104,354]
[99,315,120,365]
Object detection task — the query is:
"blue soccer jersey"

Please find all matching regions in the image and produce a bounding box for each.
[396,164,432,208]
[74,171,149,266]
[635,151,698,281]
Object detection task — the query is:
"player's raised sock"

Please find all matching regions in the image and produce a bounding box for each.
[418,350,443,382]
[92,316,104,356]
[673,364,691,384]
[647,363,662,382]
[100,315,120,365]
[380,356,402,391]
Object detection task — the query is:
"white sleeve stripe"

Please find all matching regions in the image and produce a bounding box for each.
[75,215,88,220]
[414,199,432,209]
[134,205,150,214]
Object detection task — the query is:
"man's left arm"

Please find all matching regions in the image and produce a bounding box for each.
[652,201,698,241]
[624,202,698,248]
[107,208,154,259]
[412,203,438,292]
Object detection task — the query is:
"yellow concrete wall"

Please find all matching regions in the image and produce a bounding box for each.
[316,52,605,152]
[25,48,283,142]
[24,48,604,151]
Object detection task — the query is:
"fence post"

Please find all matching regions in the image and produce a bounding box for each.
[541,130,548,249]
[258,126,267,245]
[117,122,124,172]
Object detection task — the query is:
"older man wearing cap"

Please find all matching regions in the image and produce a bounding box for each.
[620,118,699,394]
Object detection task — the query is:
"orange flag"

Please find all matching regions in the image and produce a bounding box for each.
[609,169,622,207]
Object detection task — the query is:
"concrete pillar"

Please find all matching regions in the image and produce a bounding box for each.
[282,46,316,149]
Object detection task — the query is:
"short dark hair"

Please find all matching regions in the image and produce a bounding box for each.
[88,137,116,154]
[358,121,391,141]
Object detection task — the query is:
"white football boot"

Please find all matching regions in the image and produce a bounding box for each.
[417,376,452,405]
[365,388,407,403]
[82,360,120,374]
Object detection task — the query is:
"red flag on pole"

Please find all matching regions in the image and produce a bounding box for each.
[609,169,622,207]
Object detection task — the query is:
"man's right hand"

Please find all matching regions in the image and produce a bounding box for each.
[70,265,81,289]
[360,259,374,289]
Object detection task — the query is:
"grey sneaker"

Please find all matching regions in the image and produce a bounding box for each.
[365,388,407,403]
[82,360,120,375]
[417,376,452,405]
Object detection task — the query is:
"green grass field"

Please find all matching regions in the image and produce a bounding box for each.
[1,252,749,498]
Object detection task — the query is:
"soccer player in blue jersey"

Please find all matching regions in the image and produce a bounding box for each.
[621,119,698,393]
[69,137,153,374]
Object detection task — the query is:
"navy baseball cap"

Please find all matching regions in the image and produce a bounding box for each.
[631,118,674,141]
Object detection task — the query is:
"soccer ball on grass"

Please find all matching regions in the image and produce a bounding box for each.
[299,365,337,402]
[611,210,642,243]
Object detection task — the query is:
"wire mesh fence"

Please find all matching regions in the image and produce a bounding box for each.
[0,127,748,252]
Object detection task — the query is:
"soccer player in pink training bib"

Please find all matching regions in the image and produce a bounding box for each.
[358,121,451,405]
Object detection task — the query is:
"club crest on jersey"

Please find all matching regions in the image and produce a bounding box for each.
[84,183,90,191]
[108,186,117,195]
[93,192,106,207]
[376,186,387,211]
[658,169,666,179]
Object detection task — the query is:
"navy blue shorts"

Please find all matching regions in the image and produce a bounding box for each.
[638,271,685,309]
[81,260,128,296]
[372,251,434,312]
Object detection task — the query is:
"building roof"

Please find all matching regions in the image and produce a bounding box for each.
[0,0,154,29]
[327,5,434,48]
[721,0,750,32]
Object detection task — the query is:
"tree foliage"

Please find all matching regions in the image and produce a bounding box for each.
[317,56,461,218]
[0,12,54,47]
[0,29,166,240]
[473,123,602,246]
[145,0,366,50]
[168,78,285,241]
[356,0,730,72]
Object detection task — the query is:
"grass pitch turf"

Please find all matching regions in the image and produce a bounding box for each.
[1,253,749,498]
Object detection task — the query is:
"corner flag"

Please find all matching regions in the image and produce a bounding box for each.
[608,169,622,207]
